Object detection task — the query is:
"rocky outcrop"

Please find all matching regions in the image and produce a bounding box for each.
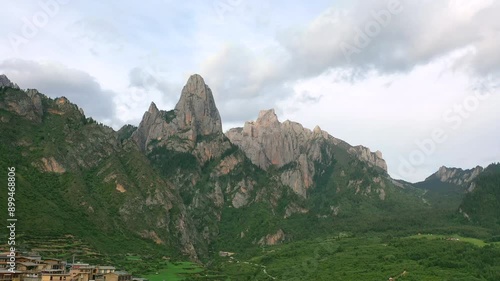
[175,74,222,136]
[132,74,228,163]
[226,109,332,198]
[0,87,44,122]
[348,145,387,171]
[258,229,285,246]
[426,165,483,191]
[226,109,389,198]
[34,157,66,173]
[0,74,19,89]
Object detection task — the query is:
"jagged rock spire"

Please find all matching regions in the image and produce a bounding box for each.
[174,74,222,136]
[132,74,225,155]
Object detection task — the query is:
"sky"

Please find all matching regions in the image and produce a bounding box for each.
[1,0,499,182]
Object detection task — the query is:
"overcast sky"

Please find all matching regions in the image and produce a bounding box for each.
[1,0,499,182]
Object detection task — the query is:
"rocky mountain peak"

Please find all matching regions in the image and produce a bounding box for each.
[182,74,207,97]
[426,165,484,191]
[174,74,222,136]
[227,110,390,197]
[256,109,279,127]
[131,74,229,163]
[0,74,20,89]
[148,102,159,114]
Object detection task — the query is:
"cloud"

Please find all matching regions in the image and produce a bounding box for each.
[65,17,125,57]
[0,59,117,123]
[200,44,291,123]
[199,0,500,129]
[277,0,500,77]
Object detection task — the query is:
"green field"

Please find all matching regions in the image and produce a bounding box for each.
[214,234,500,280]
[406,234,494,247]
[143,262,227,281]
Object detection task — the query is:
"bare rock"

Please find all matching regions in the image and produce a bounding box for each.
[175,74,222,136]
[34,157,66,174]
[348,145,388,172]
[132,74,228,163]
[0,74,19,89]
[258,229,285,246]
[226,109,389,198]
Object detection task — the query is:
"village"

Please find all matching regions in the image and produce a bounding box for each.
[0,252,148,281]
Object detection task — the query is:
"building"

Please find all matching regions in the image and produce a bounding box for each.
[69,263,94,281]
[103,271,131,281]
[93,266,115,281]
[94,266,115,275]
[40,273,70,281]
[0,269,22,281]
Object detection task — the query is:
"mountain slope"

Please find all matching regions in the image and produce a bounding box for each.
[0,82,203,260]
[459,163,500,227]
[414,165,485,211]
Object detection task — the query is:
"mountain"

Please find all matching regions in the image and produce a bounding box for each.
[1,73,476,268]
[226,108,388,198]
[419,165,484,191]
[137,76,437,246]
[459,163,500,227]
[131,74,227,163]
[0,82,203,260]
[0,74,19,89]
[414,165,485,211]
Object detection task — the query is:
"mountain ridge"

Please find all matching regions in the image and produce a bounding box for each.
[1,73,498,271]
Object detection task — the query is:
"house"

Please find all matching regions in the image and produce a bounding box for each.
[93,266,115,281]
[42,259,66,274]
[40,273,70,281]
[0,269,22,281]
[94,266,115,275]
[0,255,11,270]
[69,263,94,281]
[104,271,131,281]
[16,262,40,273]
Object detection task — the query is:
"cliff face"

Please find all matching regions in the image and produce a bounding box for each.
[174,74,222,136]
[226,109,388,198]
[348,145,388,171]
[132,74,228,163]
[426,165,484,191]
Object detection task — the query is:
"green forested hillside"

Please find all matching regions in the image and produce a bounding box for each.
[460,164,500,228]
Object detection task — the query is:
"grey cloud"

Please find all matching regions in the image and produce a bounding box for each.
[278,0,500,77]
[128,66,174,103]
[129,67,158,89]
[200,45,291,124]
[0,59,116,123]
